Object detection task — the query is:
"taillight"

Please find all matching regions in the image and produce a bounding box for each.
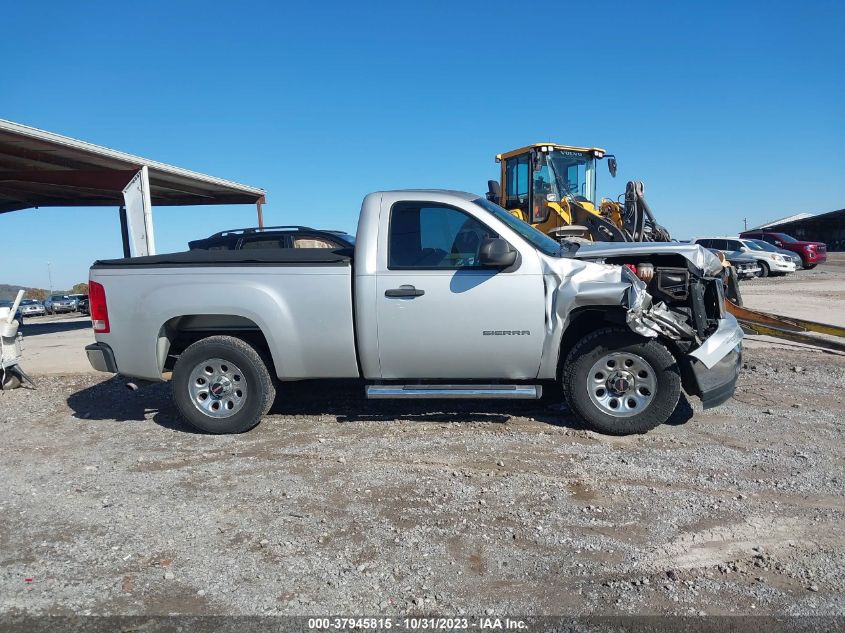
[89,280,110,333]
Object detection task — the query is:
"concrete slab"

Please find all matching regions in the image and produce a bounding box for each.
[19,314,96,374]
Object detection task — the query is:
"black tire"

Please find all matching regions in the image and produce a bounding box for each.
[562,327,681,435]
[2,370,21,390]
[804,263,817,269]
[171,335,275,434]
[758,261,770,278]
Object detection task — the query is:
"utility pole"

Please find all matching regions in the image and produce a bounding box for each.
[743,218,748,231]
[47,261,53,296]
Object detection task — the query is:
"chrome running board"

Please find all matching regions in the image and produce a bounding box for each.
[366,384,542,400]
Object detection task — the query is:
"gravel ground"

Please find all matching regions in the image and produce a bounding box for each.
[1,341,844,617]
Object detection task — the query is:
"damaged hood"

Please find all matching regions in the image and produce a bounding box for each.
[540,256,696,345]
[570,242,724,277]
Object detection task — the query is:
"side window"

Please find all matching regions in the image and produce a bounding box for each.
[293,236,336,248]
[697,239,713,248]
[727,240,743,251]
[389,202,497,269]
[240,237,286,250]
[504,154,530,212]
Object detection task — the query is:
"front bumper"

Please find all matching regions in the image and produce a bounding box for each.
[690,343,742,409]
[770,260,796,273]
[736,266,760,278]
[85,342,118,373]
[684,314,744,409]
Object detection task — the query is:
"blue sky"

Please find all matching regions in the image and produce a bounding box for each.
[2,0,843,290]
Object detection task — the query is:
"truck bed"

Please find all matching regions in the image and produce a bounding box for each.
[89,248,359,382]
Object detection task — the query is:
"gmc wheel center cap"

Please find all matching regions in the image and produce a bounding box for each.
[608,371,633,395]
[209,376,232,397]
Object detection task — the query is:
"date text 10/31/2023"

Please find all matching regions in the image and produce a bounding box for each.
[307,617,528,630]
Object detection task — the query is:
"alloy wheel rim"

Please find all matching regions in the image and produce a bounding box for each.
[188,358,247,418]
[587,352,657,418]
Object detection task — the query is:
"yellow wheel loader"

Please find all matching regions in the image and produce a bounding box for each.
[485,143,671,243]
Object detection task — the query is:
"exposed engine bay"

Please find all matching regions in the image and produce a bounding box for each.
[571,242,727,348]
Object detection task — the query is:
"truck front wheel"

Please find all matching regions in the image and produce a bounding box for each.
[562,327,681,435]
[171,335,276,434]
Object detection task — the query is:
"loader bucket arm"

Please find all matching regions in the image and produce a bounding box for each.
[624,181,671,242]
[725,302,845,353]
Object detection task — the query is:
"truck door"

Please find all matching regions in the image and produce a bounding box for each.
[375,200,546,379]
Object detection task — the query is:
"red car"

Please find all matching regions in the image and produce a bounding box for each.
[739,230,827,269]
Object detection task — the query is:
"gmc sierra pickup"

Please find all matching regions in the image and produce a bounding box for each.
[86,190,742,435]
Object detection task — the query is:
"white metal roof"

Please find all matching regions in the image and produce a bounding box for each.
[750,213,815,230]
[0,118,265,213]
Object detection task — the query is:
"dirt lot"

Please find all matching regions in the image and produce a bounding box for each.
[1,262,844,617]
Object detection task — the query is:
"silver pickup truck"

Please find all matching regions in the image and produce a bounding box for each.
[86,190,742,435]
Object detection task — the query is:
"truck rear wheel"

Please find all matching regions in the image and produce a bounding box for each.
[171,335,275,434]
[562,327,681,435]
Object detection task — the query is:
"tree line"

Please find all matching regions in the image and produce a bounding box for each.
[0,282,89,301]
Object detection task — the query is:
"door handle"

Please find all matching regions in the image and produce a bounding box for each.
[385,285,425,298]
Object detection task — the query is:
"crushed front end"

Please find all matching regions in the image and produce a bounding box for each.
[573,243,744,409]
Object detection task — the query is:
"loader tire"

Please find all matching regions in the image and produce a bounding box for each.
[562,327,681,435]
[172,335,275,434]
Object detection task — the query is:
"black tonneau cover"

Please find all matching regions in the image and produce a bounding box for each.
[92,248,353,269]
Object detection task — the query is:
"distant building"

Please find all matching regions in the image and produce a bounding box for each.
[751,208,845,251]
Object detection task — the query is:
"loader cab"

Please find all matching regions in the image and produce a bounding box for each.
[488,144,612,233]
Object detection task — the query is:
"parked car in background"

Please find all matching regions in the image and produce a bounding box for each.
[705,248,760,279]
[19,299,46,317]
[189,226,355,251]
[77,296,90,315]
[65,294,86,311]
[745,238,803,268]
[694,237,795,277]
[0,300,24,326]
[739,230,827,269]
[68,294,89,312]
[44,295,76,314]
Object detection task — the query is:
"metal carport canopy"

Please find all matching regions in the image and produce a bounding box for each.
[0,118,266,233]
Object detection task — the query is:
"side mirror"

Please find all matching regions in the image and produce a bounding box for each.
[479,237,517,268]
[607,155,618,178]
[740,246,749,252]
[486,180,501,205]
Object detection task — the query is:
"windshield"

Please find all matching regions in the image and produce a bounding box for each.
[473,198,563,257]
[750,239,778,252]
[546,149,597,203]
[773,233,798,243]
[742,240,766,251]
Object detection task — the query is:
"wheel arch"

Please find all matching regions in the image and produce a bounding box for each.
[556,306,628,380]
[158,314,277,377]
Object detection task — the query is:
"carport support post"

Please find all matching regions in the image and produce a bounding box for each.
[119,206,131,258]
[256,196,265,230]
